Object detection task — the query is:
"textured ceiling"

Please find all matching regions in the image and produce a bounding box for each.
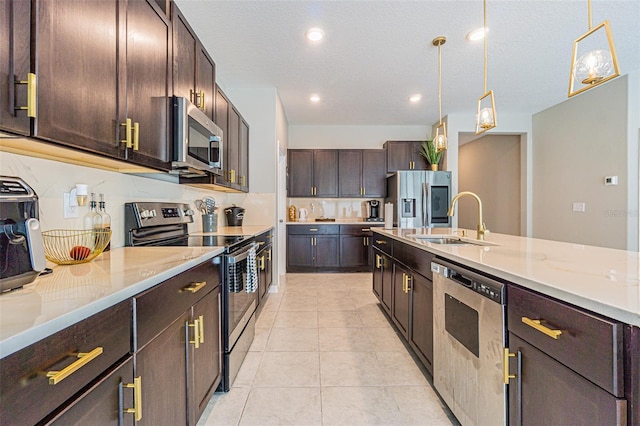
[175,0,640,126]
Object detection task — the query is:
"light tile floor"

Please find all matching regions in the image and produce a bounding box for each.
[197,273,458,426]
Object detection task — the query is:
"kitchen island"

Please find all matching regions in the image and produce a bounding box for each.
[372,227,639,426]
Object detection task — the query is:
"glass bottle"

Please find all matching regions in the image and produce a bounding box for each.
[83,193,101,230]
[98,193,111,251]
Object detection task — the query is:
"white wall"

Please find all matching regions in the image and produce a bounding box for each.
[532,73,639,251]
[288,125,430,149]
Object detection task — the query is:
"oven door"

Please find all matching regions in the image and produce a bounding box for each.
[226,244,258,350]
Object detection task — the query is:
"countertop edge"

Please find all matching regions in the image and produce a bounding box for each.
[373,228,640,326]
[0,247,225,359]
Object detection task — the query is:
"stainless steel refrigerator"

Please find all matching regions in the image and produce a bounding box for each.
[386,171,452,228]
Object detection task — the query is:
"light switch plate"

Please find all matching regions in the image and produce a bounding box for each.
[63,192,79,218]
[572,202,586,212]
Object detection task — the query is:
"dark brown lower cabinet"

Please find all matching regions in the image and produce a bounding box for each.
[391,263,411,338]
[286,232,339,272]
[257,242,273,305]
[339,235,368,268]
[48,357,135,425]
[372,249,392,315]
[408,273,433,375]
[508,333,626,426]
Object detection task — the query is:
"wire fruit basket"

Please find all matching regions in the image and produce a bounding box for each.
[42,229,112,265]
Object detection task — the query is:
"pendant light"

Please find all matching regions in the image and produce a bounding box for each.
[568,0,620,97]
[432,36,447,152]
[475,0,496,135]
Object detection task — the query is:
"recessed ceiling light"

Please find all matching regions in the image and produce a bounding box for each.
[466,27,488,41]
[409,94,422,103]
[310,94,321,102]
[306,28,325,42]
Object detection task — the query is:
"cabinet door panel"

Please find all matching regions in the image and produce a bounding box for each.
[288,150,313,197]
[313,150,338,197]
[196,46,215,120]
[35,0,121,157]
[191,289,221,425]
[340,235,367,267]
[125,0,170,168]
[49,358,134,426]
[381,253,393,314]
[314,236,340,268]
[238,118,249,191]
[172,8,196,101]
[362,149,387,197]
[136,313,189,426]
[228,107,240,187]
[409,273,433,373]
[372,250,383,299]
[214,86,229,184]
[0,0,31,135]
[392,263,411,338]
[287,234,313,269]
[338,150,363,197]
[508,333,626,426]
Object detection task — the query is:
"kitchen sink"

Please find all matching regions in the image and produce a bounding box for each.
[406,234,499,247]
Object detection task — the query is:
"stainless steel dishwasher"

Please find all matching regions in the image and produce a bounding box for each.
[431,259,507,426]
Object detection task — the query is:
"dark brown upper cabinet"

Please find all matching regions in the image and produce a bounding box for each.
[0,0,31,135]
[172,2,215,121]
[288,149,338,197]
[338,149,386,197]
[384,141,427,173]
[213,85,249,192]
[2,0,171,171]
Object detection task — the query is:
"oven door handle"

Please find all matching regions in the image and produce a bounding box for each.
[227,243,257,264]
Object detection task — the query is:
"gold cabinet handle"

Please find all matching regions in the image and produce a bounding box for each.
[190,88,196,103]
[259,255,265,270]
[124,376,142,421]
[375,240,386,245]
[182,281,207,293]
[522,317,563,339]
[267,249,272,261]
[198,315,204,344]
[402,273,407,293]
[46,347,103,385]
[361,228,371,232]
[200,91,205,111]
[375,254,382,269]
[189,318,201,349]
[240,175,246,187]
[503,348,517,384]
[230,169,237,183]
[133,122,140,151]
[406,275,411,293]
[309,228,318,231]
[14,73,37,117]
[362,187,365,196]
[120,118,132,147]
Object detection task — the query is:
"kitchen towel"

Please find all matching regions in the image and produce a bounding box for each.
[246,245,258,293]
[384,203,394,229]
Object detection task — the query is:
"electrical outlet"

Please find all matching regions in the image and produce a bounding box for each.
[63,192,79,218]
[572,202,586,212]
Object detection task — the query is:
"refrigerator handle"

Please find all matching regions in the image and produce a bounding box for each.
[422,182,428,227]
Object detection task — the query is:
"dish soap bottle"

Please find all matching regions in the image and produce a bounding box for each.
[98,193,111,251]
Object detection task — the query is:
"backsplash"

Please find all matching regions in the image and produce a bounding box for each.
[287,198,384,221]
[1,152,275,247]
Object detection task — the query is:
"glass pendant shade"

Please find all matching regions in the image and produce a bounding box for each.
[434,123,447,152]
[568,19,620,97]
[475,91,496,134]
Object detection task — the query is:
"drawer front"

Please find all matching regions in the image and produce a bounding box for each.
[287,225,339,235]
[340,225,382,236]
[0,300,131,426]
[395,243,434,280]
[135,259,221,349]
[508,285,624,396]
[372,233,393,256]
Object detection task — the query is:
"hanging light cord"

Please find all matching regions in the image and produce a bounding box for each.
[483,0,488,94]
[437,42,442,125]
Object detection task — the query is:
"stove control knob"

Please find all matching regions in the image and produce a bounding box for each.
[184,209,195,217]
[140,209,151,219]
[149,209,157,218]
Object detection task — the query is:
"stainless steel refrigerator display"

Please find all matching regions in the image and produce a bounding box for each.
[386,171,452,228]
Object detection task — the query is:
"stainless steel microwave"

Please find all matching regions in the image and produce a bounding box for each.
[171,96,223,176]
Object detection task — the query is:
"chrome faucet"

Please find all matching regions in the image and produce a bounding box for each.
[447,191,488,241]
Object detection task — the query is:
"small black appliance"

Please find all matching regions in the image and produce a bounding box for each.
[0,176,46,292]
[366,200,383,222]
[225,205,245,226]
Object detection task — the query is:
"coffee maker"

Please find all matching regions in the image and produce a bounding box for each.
[366,200,384,222]
[0,176,46,292]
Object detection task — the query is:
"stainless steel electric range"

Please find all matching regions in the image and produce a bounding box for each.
[124,202,258,391]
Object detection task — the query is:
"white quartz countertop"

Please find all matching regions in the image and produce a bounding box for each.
[0,246,225,358]
[373,228,640,326]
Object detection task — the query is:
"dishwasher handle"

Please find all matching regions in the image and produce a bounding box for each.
[431,262,472,288]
